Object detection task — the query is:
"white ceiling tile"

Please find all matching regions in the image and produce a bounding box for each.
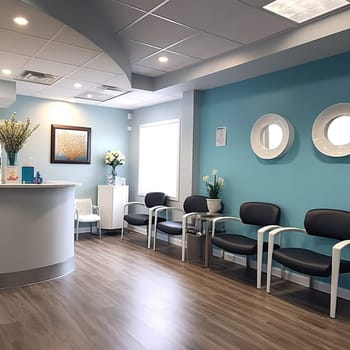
[122,40,160,63]
[85,53,123,74]
[154,0,246,31]
[54,26,102,51]
[0,0,64,39]
[37,42,100,65]
[23,58,78,77]
[119,0,166,11]
[208,6,295,44]
[131,64,166,77]
[138,51,199,72]
[68,67,117,84]
[36,85,78,99]
[240,0,273,6]
[103,75,132,90]
[15,80,46,95]
[0,50,30,78]
[51,78,98,91]
[0,28,47,56]
[170,32,241,59]
[92,0,145,33]
[119,14,197,48]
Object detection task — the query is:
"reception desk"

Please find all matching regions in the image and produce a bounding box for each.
[0,182,78,288]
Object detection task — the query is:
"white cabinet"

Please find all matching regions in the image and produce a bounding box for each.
[97,185,129,229]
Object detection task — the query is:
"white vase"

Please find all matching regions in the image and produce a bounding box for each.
[206,198,222,213]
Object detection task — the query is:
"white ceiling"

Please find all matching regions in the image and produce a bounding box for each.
[1,0,350,110]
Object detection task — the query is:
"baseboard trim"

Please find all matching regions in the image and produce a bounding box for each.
[214,249,350,301]
[126,228,350,301]
[0,257,75,289]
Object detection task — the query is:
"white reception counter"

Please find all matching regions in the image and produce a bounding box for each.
[0,182,78,288]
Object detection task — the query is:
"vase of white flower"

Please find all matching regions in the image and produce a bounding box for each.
[203,169,224,213]
[104,150,125,185]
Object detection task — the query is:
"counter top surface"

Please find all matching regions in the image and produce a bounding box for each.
[0,182,80,189]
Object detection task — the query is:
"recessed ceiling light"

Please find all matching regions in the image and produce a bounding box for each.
[1,68,12,75]
[13,16,28,26]
[87,94,93,98]
[158,56,168,63]
[73,82,82,88]
[264,0,349,23]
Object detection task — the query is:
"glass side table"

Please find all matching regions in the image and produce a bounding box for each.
[189,212,224,267]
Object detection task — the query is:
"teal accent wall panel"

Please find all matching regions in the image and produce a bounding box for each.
[200,51,350,287]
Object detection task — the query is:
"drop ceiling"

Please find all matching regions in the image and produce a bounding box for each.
[0,0,350,110]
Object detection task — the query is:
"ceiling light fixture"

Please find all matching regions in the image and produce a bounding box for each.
[73,82,82,88]
[158,56,168,63]
[13,16,28,25]
[264,0,349,23]
[1,68,12,75]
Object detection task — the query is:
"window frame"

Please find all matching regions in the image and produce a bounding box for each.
[137,119,180,201]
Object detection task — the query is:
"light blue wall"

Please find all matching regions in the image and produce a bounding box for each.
[200,51,350,287]
[0,95,128,202]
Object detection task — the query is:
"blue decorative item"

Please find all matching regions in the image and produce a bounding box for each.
[22,166,34,184]
[34,171,43,184]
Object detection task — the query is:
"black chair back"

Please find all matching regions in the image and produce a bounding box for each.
[304,209,350,240]
[240,202,280,226]
[183,195,208,213]
[144,192,168,208]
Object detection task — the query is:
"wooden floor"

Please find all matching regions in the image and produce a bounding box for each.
[1,232,350,350]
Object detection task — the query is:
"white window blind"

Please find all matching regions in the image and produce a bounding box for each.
[138,119,180,199]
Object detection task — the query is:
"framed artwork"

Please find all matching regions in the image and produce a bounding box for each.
[50,124,91,164]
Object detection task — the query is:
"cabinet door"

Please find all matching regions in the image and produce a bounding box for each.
[98,185,129,229]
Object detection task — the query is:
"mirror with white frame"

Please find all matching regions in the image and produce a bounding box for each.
[312,103,350,157]
[250,113,294,159]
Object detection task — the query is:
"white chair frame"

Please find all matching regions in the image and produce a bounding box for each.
[75,198,101,240]
[212,216,280,288]
[266,226,350,318]
[121,201,167,248]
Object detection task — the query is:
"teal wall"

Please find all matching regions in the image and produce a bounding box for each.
[200,51,350,286]
[0,95,128,201]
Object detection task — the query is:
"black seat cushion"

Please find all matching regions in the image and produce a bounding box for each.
[212,234,258,255]
[124,214,165,226]
[157,220,182,235]
[273,248,350,276]
[212,234,279,255]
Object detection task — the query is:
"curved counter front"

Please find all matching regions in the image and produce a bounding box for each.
[0,183,78,288]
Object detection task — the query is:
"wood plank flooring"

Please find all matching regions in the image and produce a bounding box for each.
[1,232,350,350]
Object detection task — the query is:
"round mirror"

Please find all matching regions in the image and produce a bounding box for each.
[327,115,350,146]
[251,114,294,159]
[312,103,350,157]
[262,123,283,150]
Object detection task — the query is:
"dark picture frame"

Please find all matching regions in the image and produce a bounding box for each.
[50,124,91,164]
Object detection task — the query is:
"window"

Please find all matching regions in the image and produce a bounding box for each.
[138,119,180,199]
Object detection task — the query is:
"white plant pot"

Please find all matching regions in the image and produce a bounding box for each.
[206,198,222,213]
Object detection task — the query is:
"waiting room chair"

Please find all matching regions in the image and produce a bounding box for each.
[75,198,101,240]
[266,208,350,318]
[153,195,208,261]
[121,192,168,248]
[211,202,280,288]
